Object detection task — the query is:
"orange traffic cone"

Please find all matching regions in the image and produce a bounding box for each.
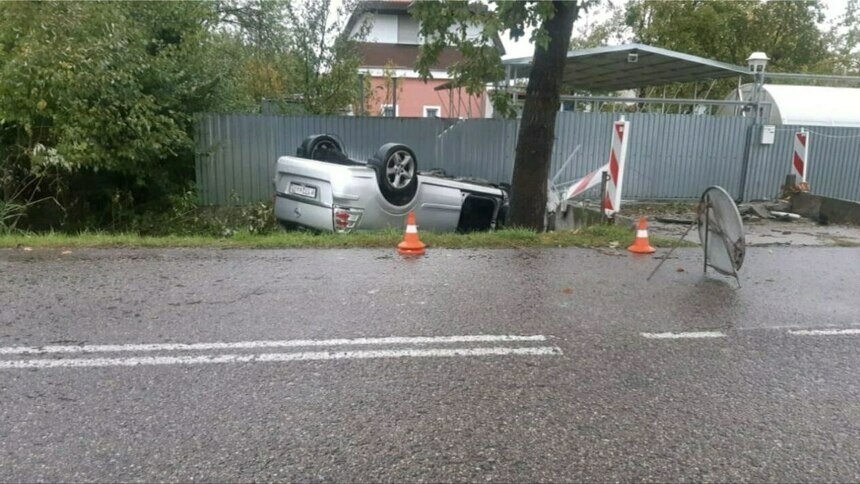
[627,217,656,254]
[398,212,426,256]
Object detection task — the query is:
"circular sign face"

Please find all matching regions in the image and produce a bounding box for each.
[697,186,746,276]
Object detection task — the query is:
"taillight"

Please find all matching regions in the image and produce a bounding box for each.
[333,206,362,233]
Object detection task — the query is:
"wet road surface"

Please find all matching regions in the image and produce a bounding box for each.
[1,247,859,481]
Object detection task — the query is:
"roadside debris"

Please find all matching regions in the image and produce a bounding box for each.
[655,216,694,225]
[738,201,802,222]
[770,211,802,221]
[629,199,860,248]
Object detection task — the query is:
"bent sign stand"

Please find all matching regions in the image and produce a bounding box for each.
[603,118,630,217]
[563,117,631,218]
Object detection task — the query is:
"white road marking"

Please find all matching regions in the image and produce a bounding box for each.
[0,346,563,370]
[0,334,547,356]
[641,331,726,339]
[787,328,860,336]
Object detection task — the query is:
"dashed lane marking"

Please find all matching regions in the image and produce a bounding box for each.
[0,334,548,356]
[0,346,563,370]
[640,331,727,339]
[787,328,860,336]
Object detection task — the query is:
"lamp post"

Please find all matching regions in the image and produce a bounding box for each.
[746,52,769,121]
[738,51,770,202]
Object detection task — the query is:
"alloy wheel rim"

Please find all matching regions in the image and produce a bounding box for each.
[385,151,414,188]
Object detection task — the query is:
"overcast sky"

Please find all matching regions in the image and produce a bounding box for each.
[500,0,852,59]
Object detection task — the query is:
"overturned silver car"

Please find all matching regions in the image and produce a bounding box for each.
[273,134,509,233]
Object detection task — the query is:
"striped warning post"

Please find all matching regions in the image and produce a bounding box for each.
[792,129,810,183]
[603,118,630,217]
[564,161,609,200]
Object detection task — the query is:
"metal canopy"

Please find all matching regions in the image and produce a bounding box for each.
[503,44,749,91]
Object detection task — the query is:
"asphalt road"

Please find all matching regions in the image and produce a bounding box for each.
[1,247,859,482]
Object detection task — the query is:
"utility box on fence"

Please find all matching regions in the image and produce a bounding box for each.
[760,125,775,145]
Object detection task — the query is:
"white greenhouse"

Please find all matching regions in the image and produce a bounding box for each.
[721,83,860,127]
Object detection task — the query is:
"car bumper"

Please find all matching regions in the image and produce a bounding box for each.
[274,192,334,232]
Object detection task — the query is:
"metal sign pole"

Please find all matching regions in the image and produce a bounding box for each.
[599,171,609,224]
[646,220,697,281]
[703,198,711,274]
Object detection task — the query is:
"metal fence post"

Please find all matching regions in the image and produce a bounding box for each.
[737,119,756,202]
[599,171,610,224]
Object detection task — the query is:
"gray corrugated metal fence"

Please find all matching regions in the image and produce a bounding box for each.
[195,113,860,205]
[196,114,445,205]
[744,125,860,201]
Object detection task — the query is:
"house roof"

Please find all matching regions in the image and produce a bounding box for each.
[503,43,749,91]
[344,1,505,56]
[344,0,412,35]
[354,43,465,71]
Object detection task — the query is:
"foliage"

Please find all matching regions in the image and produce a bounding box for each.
[282,0,366,115]
[212,0,365,114]
[213,0,296,111]
[412,1,540,117]
[829,0,860,74]
[0,199,24,234]
[625,0,831,72]
[0,2,221,174]
[370,61,405,115]
[413,1,581,230]
[0,0,367,233]
[100,187,278,237]
[0,1,231,232]
[570,2,628,49]
[571,0,846,102]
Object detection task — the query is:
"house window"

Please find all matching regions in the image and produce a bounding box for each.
[381,104,398,117]
[397,15,420,44]
[423,106,441,118]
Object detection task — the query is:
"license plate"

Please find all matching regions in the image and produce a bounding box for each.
[289,183,317,198]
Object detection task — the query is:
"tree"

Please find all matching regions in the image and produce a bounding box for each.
[0,1,397,231]
[566,0,839,104]
[0,1,236,228]
[282,0,366,115]
[626,0,831,72]
[829,0,860,74]
[214,0,296,110]
[570,1,627,50]
[412,1,580,230]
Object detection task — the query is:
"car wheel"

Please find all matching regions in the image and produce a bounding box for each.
[367,143,419,206]
[297,134,345,161]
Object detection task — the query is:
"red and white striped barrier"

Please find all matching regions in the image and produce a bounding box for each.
[603,118,630,216]
[564,118,630,217]
[564,161,609,199]
[792,129,810,183]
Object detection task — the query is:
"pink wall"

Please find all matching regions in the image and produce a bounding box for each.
[364,77,487,118]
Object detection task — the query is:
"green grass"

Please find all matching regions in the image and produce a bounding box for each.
[0,225,684,250]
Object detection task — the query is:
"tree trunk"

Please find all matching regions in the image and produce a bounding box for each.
[509,1,578,230]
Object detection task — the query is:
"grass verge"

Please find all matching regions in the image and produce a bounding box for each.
[0,225,687,250]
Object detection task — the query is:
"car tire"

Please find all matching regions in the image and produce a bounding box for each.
[297,134,345,161]
[367,143,419,206]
